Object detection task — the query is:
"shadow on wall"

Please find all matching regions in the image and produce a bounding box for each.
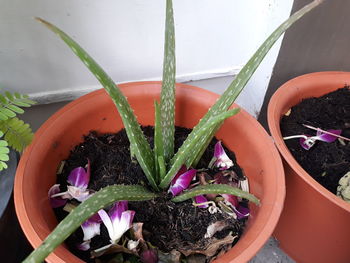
[258,0,350,129]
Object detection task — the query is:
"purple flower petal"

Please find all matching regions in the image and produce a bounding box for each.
[171,165,187,185]
[98,204,135,244]
[81,216,101,241]
[48,184,67,208]
[233,205,250,219]
[213,141,233,170]
[67,160,90,190]
[316,129,342,143]
[77,240,91,251]
[169,169,197,196]
[222,194,239,207]
[140,249,158,263]
[194,195,209,208]
[67,185,91,202]
[98,209,114,241]
[109,201,128,222]
[299,137,315,150]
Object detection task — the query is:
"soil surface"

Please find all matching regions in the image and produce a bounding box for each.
[281,86,350,194]
[54,126,246,262]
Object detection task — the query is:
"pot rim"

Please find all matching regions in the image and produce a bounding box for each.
[268,71,350,213]
[15,81,285,263]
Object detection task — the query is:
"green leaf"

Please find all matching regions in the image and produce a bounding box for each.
[0,153,9,161]
[0,161,8,170]
[154,101,164,183]
[159,108,240,189]
[6,104,24,114]
[22,185,158,263]
[0,117,33,152]
[36,17,158,190]
[170,0,323,169]
[160,0,176,163]
[5,91,14,101]
[172,184,260,205]
[0,108,15,118]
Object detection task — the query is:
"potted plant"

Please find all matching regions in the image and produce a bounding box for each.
[16,1,322,262]
[0,91,35,217]
[268,71,350,263]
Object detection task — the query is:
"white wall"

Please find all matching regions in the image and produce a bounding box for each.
[0,0,293,117]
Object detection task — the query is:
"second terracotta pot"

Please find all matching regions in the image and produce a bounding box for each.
[15,82,285,263]
[268,72,350,263]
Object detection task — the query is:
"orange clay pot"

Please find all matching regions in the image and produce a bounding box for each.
[268,72,350,263]
[15,82,284,263]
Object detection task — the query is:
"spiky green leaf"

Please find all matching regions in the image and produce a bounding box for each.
[36,18,158,190]
[154,101,164,183]
[23,185,158,263]
[159,108,240,189]
[160,0,176,162]
[170,0,323,169]
[172,184,260,205]
[0,117,33,152]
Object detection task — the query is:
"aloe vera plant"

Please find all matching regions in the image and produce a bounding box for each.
[24,0,323,262]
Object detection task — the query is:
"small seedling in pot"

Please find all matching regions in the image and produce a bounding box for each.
[23,0,323,262]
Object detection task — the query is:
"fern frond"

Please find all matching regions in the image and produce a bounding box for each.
[36,18,158,190]
[23,185,158,263]
[160,0,176,162]
[0,92,36,121]
[172,184,259,205]
[0,117,33,152]
[170,0,323,169]
[0,131,9,171]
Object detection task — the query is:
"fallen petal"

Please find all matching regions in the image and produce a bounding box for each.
[171,165,188,185]
[48,184,67,208]
[109,201,128,222]
[81,215,101,241]
[213,141,234,170]
[111,210,135,243]
[67,160,90,190]
[169,169,197,196]
[317,129,342,142]
[77,240,91,251]
[222,194,238,207]
[299,137,315,150]
[233,205,250,219]
[194,195,209,208]
[140,249,158,263]
[67,185,91,202]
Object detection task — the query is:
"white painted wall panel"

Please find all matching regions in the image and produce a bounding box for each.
[0,0,293,116]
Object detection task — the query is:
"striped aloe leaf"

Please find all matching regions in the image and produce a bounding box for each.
[170,0,323,169]
[160,0,176,163]
[154,101,164,183]
[159,108,240,189]
[36,18,158,190]
[172,184,259,205]
[23,185,158,263]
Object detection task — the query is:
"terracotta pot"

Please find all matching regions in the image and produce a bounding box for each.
[268,72,350,263]
[15,82,284,263]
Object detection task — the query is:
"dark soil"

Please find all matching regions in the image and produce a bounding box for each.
[281,86,350,194]
[54,126,246,262]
